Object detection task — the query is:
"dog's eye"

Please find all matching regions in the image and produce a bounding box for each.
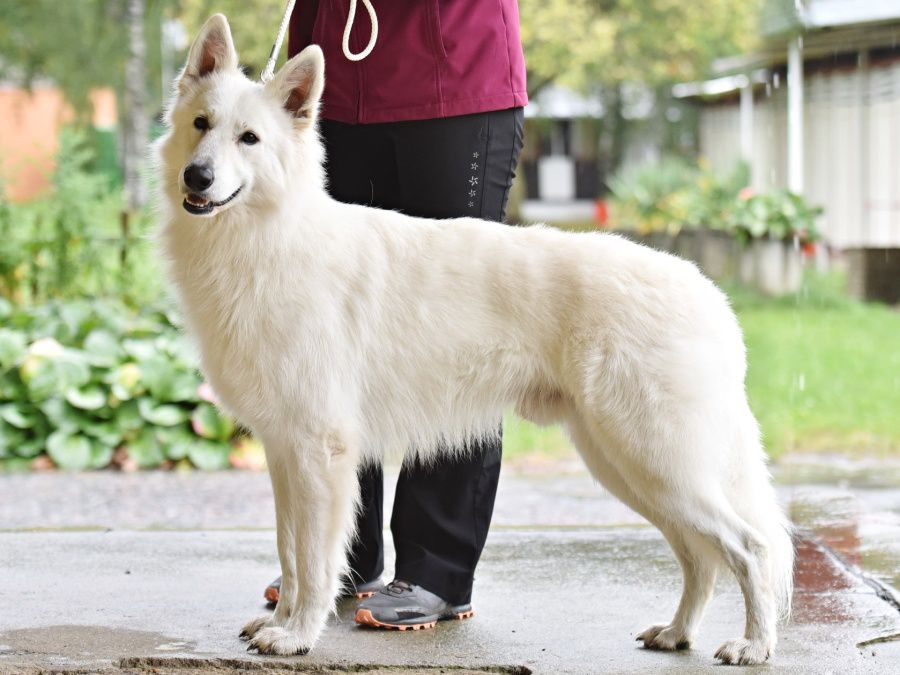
[240,131,259,145]
[193,116,209,131]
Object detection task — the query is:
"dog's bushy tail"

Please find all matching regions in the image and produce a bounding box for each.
[758,482,795,622]
[732,412,795,622]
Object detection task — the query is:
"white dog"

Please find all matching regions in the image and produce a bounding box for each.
[156,14,794,666]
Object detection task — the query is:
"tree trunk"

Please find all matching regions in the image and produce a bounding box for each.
[598,84,626,192]
[122,0,148,212]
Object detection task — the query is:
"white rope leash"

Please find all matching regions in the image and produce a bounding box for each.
[260,0,378,84]
[342,0,378,62]
[260,0,297,83]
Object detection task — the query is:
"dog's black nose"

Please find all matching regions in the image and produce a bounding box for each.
[184,164,214,191]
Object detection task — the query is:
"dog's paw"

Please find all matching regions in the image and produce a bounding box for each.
[714,638,771,665]
[246,626,311,656]
[637,623,691,651]
[239,616,272,641]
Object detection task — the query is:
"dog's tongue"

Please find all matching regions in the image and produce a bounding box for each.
[186,193,211,207]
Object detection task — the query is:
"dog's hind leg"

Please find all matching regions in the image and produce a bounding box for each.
[567,416,779,663]
[565,420,719,651]
[636,527,718,651]
[246,432,361,656]
[666,489,778,665]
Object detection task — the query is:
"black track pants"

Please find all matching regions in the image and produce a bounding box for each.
[320,108,524,605]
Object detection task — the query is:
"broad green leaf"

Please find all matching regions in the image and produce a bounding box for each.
[15,437,45,459]
[107,362,143,400]
[154,426,202,462]
[0,424,26,455]
[83,329,123,366]
[46,430,92,471]
[89,440,114,469]
[167,371,202,403]
[165,440,192,461]
[191,403,235,441]
[0,372,25,400]
[0,329,26,369]
[65,386,107,410]
[125,428,165,469]
[57,302,93,341]
[81,419,122,447]
[123,338,157,361]
[138,397,190,426]
[39,397,79,431]
[138,356,180,400]
[188,439,231,471]
[22,359,57,400]
[114,400,144,433]
[23,354,91,401]
[0,403,37,429]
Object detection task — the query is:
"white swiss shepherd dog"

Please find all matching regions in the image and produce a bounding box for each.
[157,14,794,666]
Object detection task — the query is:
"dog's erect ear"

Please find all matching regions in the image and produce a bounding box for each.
[180,14,238,90]
[266,46,325,125]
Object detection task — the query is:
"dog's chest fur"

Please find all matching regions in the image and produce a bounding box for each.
[163,217,329,431]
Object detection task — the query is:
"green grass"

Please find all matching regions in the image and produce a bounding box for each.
[502,273,900,459]
[733,276,900,457]
[502,413,575,460]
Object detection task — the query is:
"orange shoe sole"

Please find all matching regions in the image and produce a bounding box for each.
[265,588,377,604]
[354,607,475,631]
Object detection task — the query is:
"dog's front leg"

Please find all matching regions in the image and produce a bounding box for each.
[245,434,360,655]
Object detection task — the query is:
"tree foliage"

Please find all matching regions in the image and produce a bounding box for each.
[520,0,761,95]
[174,0,291,75]
[0,0,129,115]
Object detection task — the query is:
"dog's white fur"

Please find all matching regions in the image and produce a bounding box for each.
[156,15,794,665]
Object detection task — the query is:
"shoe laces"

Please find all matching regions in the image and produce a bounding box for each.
[385,579,414,595]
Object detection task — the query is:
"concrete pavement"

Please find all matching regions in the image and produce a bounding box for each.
[1,458,899,674]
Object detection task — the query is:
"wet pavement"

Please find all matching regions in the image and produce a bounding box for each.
[1,455,899,674]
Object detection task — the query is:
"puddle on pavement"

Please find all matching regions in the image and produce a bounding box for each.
[774,454,900,603]
[788,489,900,597]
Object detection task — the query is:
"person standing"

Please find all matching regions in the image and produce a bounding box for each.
[265,0,527,630]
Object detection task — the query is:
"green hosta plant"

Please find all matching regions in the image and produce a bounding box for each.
[0,298,243,471]
[727,190,823,245]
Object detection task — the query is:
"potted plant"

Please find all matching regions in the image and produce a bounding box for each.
[727,190,822,295]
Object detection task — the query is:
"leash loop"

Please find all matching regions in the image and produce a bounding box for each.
[261,0,379,84]
[341,0,378,62]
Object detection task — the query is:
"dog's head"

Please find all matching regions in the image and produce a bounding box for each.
[158,14,324,218]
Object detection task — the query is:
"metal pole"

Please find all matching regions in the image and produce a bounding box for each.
[739,74,754,183]
[787,35,804,194]
[858,49,870,246]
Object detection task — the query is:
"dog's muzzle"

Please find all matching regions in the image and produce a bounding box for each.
[182,186,243,215]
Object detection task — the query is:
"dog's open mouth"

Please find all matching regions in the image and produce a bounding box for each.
[182,186,243,215]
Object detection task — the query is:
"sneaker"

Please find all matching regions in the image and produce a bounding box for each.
[264,576,383,605]
[354,579,474,630]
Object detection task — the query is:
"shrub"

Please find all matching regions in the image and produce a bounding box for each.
[608,158,821,242]
[0,297,252,471]
[727,189,823,245]
[0,128,164,307]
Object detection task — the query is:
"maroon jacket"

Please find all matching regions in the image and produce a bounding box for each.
[288,0,528,124]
